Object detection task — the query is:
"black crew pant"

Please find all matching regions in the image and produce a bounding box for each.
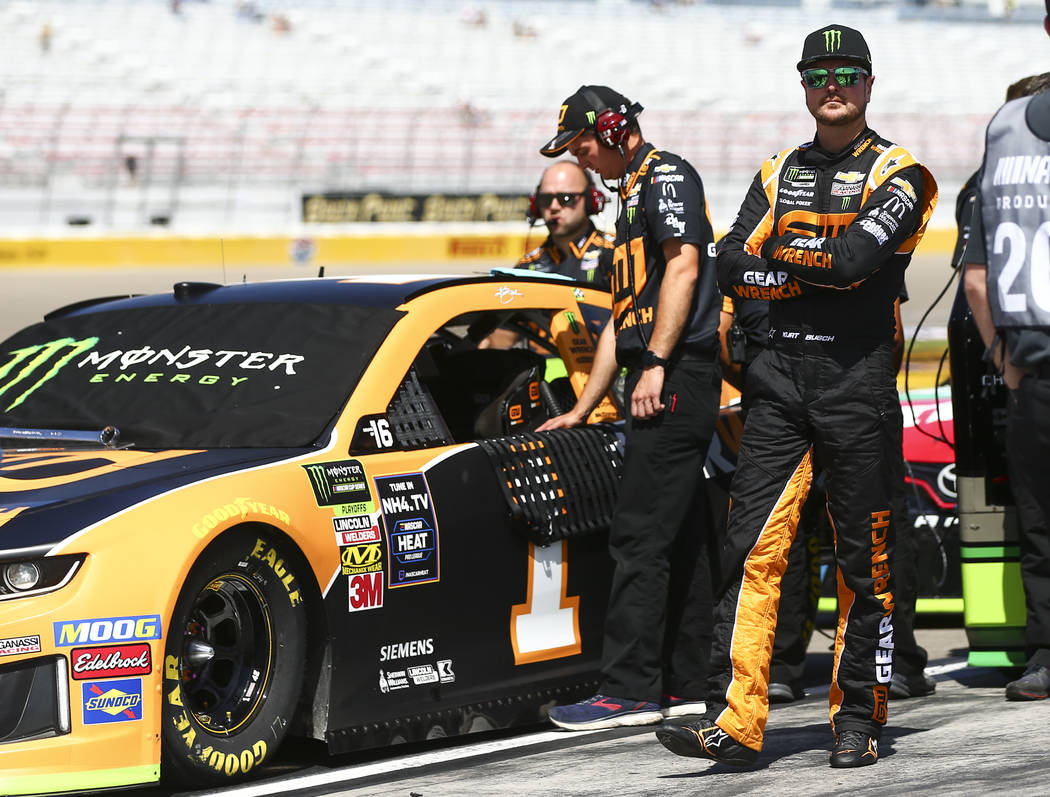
[1006,374,1050,668]
[599,357,721,703]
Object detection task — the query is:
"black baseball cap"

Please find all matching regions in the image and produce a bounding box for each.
[797,25,871,72]
[539,85,641,157]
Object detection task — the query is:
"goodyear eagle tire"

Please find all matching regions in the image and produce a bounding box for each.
[161,529,307,786]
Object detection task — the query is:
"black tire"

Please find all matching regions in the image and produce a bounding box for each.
[161,529,307,786]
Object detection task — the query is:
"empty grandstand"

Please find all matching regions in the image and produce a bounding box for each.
[0,0,1046,233]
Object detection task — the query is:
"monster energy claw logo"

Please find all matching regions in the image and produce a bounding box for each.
[585,111,596,125]
[626,207,636,223]
[0,337,100,411]
[823,29,841,52]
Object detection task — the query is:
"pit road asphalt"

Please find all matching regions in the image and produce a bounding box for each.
[164,627,1050,797]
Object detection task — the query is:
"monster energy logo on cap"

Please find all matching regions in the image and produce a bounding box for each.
[0,337,99,411]
[585,111,596,125]
[798,25,871,72]
[823,29,841,52]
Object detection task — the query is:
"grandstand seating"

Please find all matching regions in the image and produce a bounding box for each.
[0,0,1046,231]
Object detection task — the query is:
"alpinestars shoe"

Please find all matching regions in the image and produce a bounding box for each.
[830,730,879,768]
[655,719,759,766]
[1005,664,1050,701]
[547,694,663,730]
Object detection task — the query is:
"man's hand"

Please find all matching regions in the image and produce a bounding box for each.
[1003,360,1027,391]
[537,408,586,432]
[631,366,665,419]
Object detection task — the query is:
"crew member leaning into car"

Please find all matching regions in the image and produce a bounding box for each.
[655,25,936,768]
[520,160,615,286]
[536,85,724,730]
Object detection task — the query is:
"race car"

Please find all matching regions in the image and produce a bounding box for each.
[0,271,737,794]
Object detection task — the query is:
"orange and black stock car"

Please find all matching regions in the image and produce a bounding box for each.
[0,271,741,794]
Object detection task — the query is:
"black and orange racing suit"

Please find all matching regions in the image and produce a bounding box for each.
[517,223,614,287]
[706,127,937,750]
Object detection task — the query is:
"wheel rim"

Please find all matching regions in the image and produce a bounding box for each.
[177,573,273,735]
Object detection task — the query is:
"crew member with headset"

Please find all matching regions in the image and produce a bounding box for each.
[519,160,614,286]
[963,6,1050,701]
[536,85,724,730]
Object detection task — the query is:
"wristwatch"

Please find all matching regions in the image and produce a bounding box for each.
[641,349,669,368]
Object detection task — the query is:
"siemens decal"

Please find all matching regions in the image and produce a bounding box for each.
[379,638,434,662]
[54,614,162,647]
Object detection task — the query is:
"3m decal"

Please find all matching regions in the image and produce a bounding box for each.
[82,678,143,724]
[510,540,581,665]
[332,513,381,546]
[375,473,440,588]
[54,615,161,647]
[71,643,152,680]
[0,634,41,657]
[304,460,372,507]
[349,572,383,612]
[0,336,99,411]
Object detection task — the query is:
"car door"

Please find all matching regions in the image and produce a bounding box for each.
[319,281,617,749]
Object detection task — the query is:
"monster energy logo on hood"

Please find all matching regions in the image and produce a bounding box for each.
[0,337,99,411]
[823,29,841,51]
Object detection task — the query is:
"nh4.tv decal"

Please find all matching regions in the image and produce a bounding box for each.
[82,678,144,724]
[374,473,440,588]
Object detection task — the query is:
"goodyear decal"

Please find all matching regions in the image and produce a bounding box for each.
[82,678,143,724]
[54,615,162,647]
[375,473,440,588]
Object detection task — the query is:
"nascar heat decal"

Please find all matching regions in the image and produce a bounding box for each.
[375,473,440,588]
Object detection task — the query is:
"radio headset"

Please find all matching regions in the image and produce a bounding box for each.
[580,88,652,351]
[525,170,606,225]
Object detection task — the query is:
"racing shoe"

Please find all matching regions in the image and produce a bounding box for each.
[889,671,936,699]
[768,682,805,704]
[655,719,759,766]
[830,730,879,768]
[661,695,708,718]
[1005,664,1050,701]
[548,694,663,730]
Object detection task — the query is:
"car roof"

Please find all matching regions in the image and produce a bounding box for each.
[43,271,594,320]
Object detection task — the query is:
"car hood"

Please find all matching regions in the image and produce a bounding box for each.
[0,447,305,552]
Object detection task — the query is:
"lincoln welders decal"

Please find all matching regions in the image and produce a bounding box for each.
[375,473,440,588]
[82,678,144,724]
[304,460,373,508]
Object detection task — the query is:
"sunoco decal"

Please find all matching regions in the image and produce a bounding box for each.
[0,635,41,657]
[71,643,152,680]
[54,615,162,647]
[304,460,373,509]
[375,473,440,588]
[82,678,144,724]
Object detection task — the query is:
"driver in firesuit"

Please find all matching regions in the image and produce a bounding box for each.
[655,24,937,769]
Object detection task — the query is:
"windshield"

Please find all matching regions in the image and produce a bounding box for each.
[0,302,404,448]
